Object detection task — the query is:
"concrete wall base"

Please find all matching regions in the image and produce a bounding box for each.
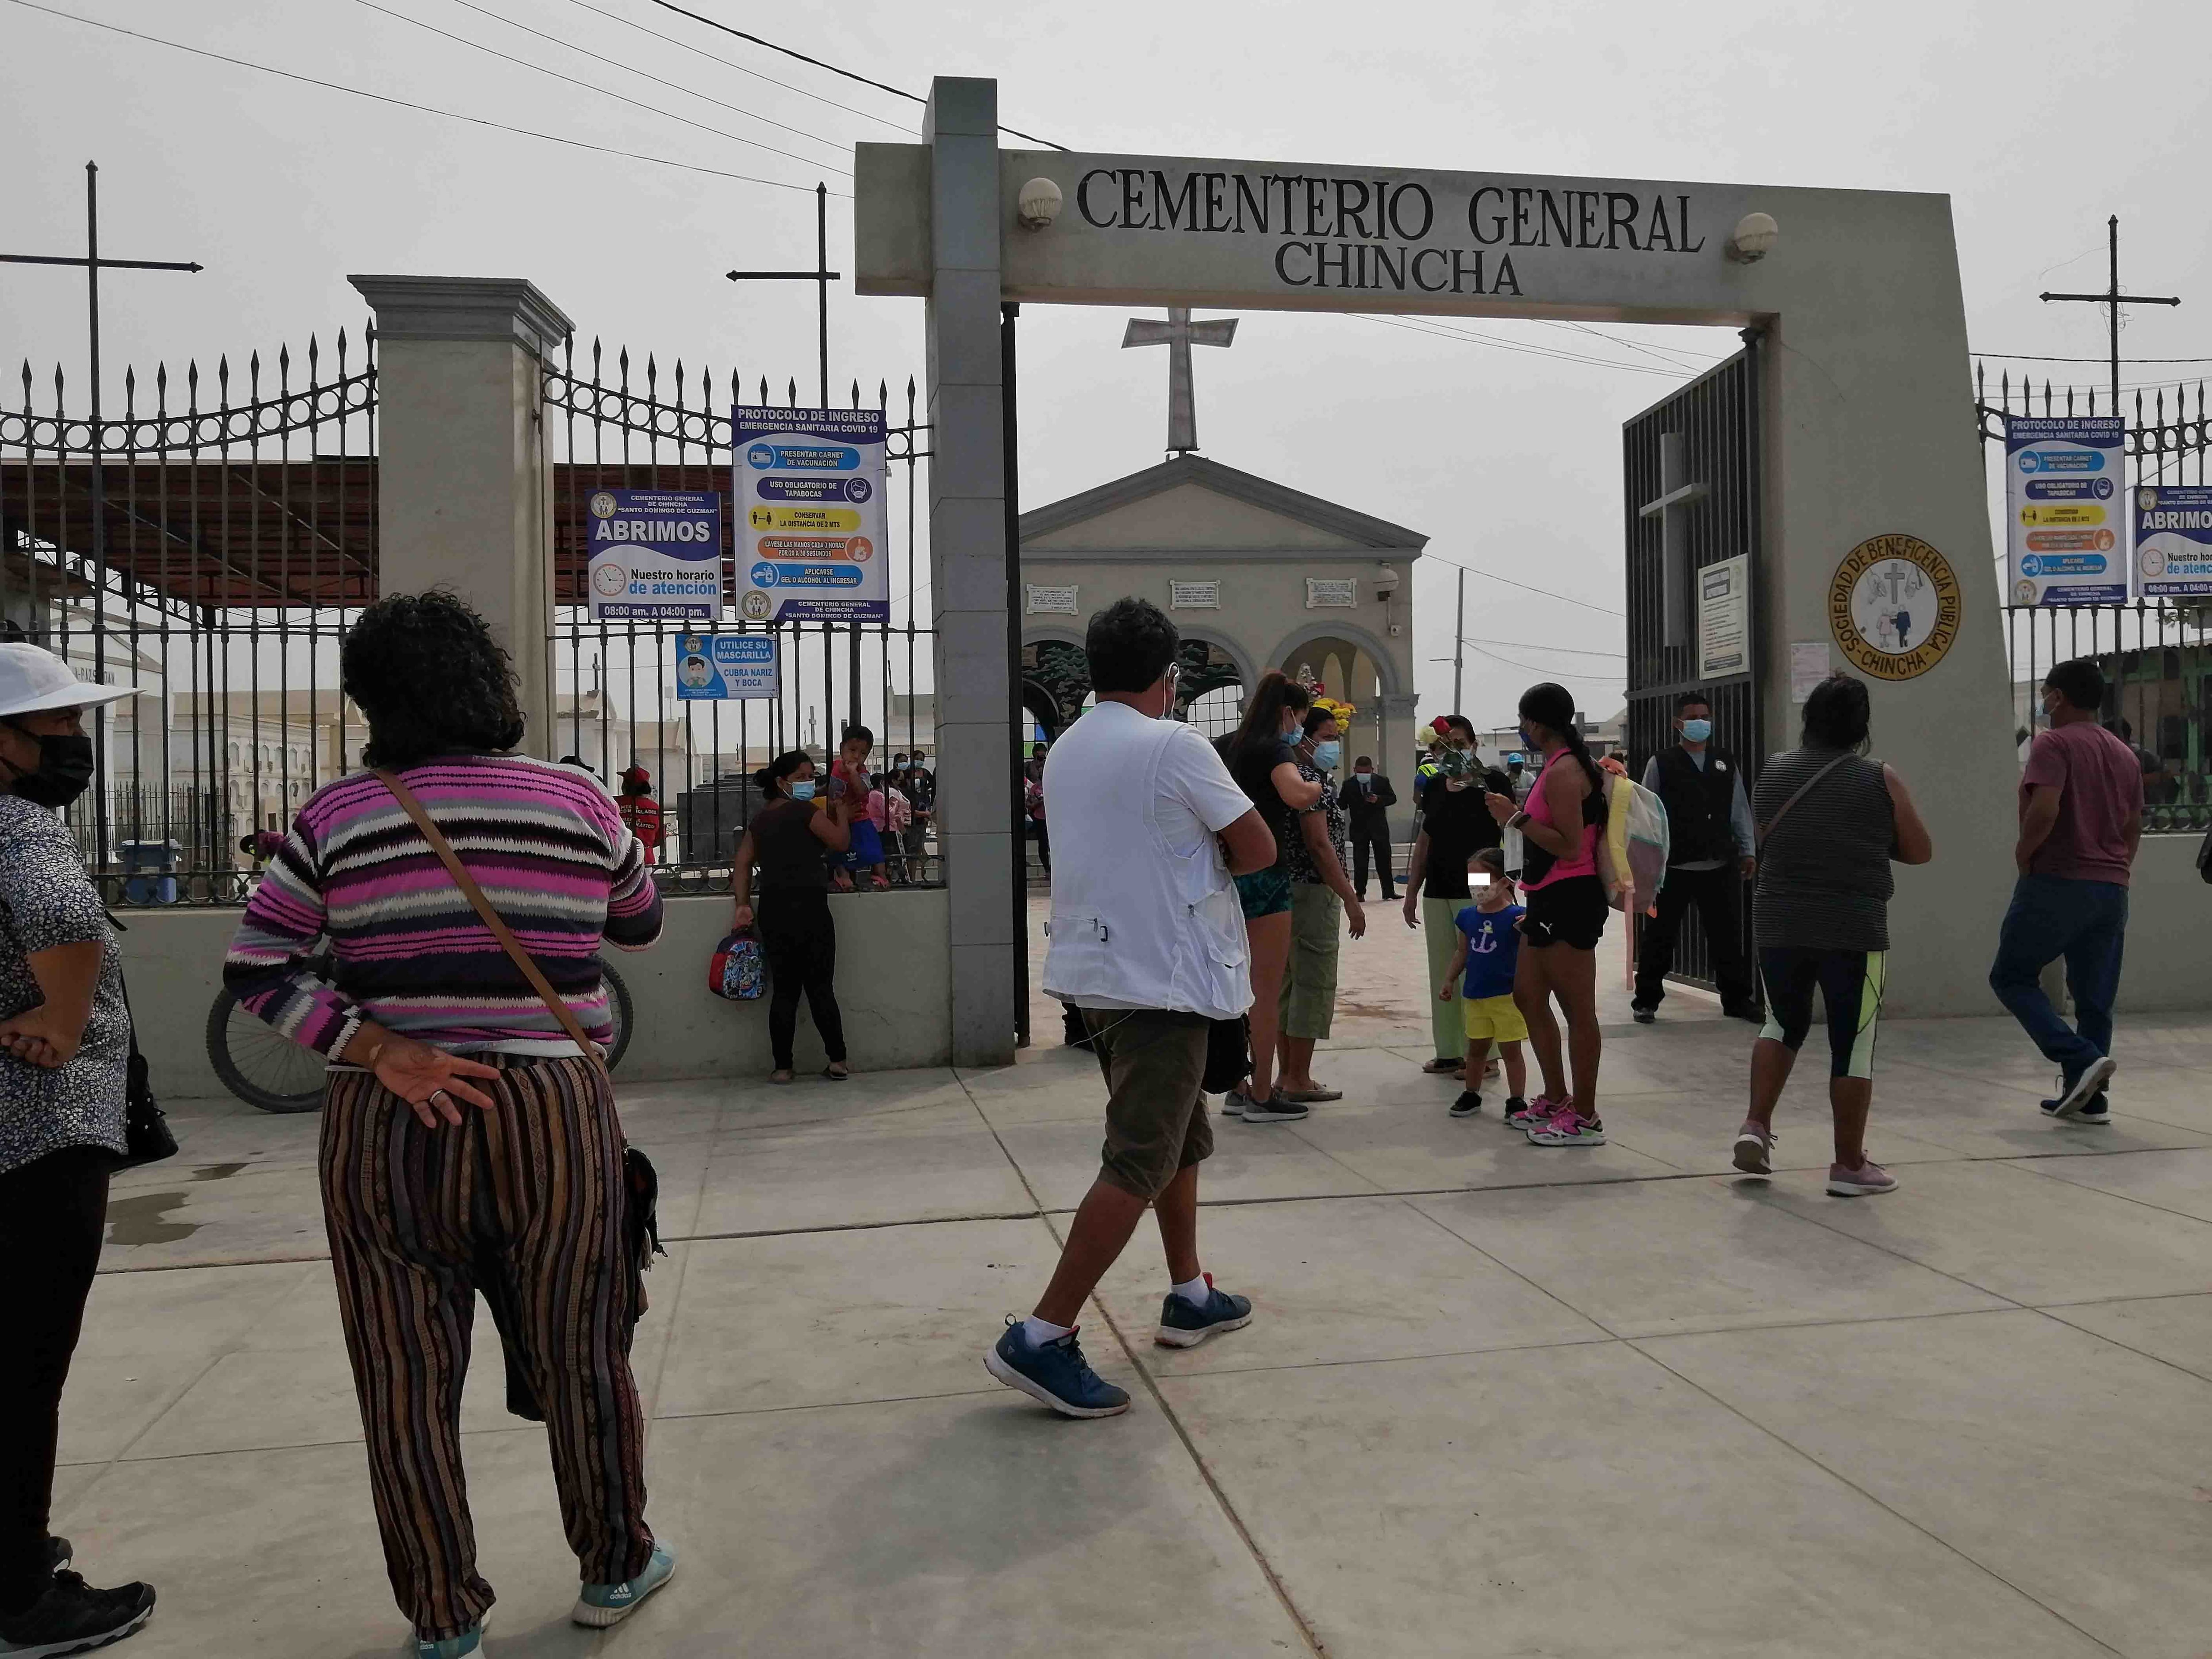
[120,891,954,1102]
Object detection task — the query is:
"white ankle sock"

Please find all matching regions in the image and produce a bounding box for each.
[1021,1315,1074,1346]
[1171,1273,1211,1307]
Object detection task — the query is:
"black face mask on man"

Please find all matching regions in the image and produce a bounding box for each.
[2,727,96,809]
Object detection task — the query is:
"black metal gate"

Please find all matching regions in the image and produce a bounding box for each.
[1623,337,1762,995]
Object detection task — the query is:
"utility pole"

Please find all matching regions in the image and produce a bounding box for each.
[1451,565,1466,715]
[2040,215,2181,411]
[728,184,861,744]
[0,161,202,871]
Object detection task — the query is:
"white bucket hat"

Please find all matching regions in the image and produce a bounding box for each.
[0,641,142,719]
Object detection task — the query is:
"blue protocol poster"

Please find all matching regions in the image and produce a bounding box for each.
[584,488,723,621]
[732,407,889,624]
[2004,415,2127,605]
[2134,484,2212,598]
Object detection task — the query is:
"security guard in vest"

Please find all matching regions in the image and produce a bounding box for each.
[1633,691,1759,1022]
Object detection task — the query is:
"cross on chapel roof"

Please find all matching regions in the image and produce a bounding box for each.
[1121,307,1238,456]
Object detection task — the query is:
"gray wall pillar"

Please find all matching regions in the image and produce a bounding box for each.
[349,276,572,760]
[1379,690,1421,844]
[921,81,1018,1067]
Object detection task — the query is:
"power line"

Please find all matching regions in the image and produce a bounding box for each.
[1424,553,1627,618]
[646,0,1070,151]
[1457,635,1621,679]
[1975,351,2212,365]
[354,0,847,176]
[8,0,830,195]
[1459,635,1624,659]
[442,0,853,159]
[1543,319,1720,370]
[560,0,917,135]
[1362,315,1690,379]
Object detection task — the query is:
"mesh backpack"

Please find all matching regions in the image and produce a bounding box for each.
[1596,770,1671,914]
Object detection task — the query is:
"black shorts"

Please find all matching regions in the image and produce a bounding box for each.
[1758,948,1886,1079]
[1520,873,1609,950]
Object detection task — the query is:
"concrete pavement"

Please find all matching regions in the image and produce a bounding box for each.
[50,899,2212,1656]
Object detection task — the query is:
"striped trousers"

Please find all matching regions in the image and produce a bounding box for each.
[321,1054,653,1640]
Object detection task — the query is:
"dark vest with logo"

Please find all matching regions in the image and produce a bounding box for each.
[1654,745,1739,865]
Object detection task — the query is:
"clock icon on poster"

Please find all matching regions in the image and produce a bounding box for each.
[591,564,628,598]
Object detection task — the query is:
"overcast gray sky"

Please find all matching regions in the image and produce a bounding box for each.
[5,0,2208,734]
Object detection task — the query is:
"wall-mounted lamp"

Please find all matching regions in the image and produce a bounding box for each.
[1724,211,1779,264]
[1375,563,1401,601]
[1017,178,1064,231]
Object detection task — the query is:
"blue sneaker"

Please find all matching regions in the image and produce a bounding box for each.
[572,1540,676,1628]
[985,1319,1131,1417]
[413,1618,485,1658]
[1155,1275,1253,1348]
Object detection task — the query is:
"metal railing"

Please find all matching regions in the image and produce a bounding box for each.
[0,328,378,901]
[1976,366,2212,832]
[541,336,937,893]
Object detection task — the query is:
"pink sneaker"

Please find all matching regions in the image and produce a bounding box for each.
[1826,1158,1897,1196]
[1505,1094,1565,1131]
[1528,1107,1606,1147]
[1732,1121,1775,1175]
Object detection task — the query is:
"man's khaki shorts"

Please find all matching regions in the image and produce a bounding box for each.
[1080,1006,1214,1200]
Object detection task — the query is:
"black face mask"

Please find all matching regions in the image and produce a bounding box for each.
[4,731,95,809]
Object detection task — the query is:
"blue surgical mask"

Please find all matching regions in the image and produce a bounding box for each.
[1311,740,1341,772]
[1518,727,1538,753]
[787,780,816,801]
[1680,718,1713,743]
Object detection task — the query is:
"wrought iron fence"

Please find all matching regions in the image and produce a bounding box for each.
[1975,366,2212,833]
[541,336,937,894]
[0,329,378,902]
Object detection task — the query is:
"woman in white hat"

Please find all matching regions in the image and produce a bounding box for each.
[0,641,157,1654]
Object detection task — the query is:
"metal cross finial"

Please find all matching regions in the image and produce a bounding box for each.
[1121,307,1238,456]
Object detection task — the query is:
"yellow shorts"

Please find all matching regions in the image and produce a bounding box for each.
[1462,993,1527,1043]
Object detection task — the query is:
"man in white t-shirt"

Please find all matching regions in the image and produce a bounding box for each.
[985,599,1275,1419]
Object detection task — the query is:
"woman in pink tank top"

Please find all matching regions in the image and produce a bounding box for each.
[1486,683,1610,1148]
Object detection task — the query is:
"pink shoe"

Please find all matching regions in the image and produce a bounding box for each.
[1528,1107,1606,1147]
[1732,1121,1775,1175]
[1826,1158,1897,1196]
[1505,1094,1565,1131]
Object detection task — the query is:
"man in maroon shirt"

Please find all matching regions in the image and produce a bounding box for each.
[1989,658,2143,1122]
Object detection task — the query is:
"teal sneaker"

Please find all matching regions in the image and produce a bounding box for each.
[572,1541,676,1628]
[412,1617,485,1658]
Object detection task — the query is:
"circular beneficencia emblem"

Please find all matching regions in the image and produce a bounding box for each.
[1828,533,1961,682]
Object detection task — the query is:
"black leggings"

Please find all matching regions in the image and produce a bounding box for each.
[0,1145,111,1613]
[758,887,846,1070]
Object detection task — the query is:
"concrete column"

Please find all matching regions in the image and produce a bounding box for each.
[921,81,1017,1067]
[349,276,572,759]
[1379,691,1421,844]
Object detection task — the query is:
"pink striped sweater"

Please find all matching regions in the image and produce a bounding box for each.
[225,755,662,1056]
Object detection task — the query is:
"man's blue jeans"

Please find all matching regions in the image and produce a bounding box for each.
[1988,875,2129,1084]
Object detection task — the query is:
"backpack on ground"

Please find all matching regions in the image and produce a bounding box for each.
[1596,771,1671,914]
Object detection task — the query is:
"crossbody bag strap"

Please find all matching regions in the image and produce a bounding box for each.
[1754,752,1853,853]
[373,768,605,1071]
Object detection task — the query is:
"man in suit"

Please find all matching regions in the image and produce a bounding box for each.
[1337,756,1399,900]
[1633,691,1759,1022]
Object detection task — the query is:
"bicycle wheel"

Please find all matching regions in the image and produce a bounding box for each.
[599,956,635,1073]
[206,988,328,1113]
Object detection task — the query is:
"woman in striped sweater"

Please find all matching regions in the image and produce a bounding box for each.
[225,591,672,1659]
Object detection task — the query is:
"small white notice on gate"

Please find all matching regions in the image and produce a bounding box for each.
[1025,584,1079,615]
[1170,580,1219,609]
[1696,554,1749,678]
[1789,640,1830,704]
[1305,577,1357,609]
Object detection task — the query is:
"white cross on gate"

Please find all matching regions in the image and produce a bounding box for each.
[1637,431,1708,647]
[1121,306,1239,456]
